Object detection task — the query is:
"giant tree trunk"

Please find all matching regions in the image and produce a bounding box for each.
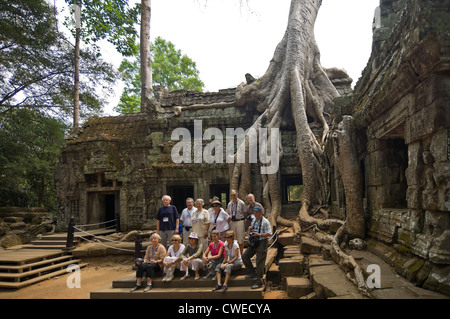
[234,0,338,226]
[232,0,369,295]
[332,115,365,239]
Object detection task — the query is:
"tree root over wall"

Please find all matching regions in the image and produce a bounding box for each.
[229,0,371,298]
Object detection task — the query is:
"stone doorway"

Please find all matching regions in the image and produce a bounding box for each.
[87,191,120,230]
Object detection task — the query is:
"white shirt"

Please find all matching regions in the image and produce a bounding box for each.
[191,208,210,236]
[225,240,242,262]
[180,206,197,227]
[210,208,230,233]
[167,244,185,258]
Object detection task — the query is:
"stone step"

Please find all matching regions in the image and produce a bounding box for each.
[278,255,305,278]
[0,259,83,280]
[300,236,323,255]
[308,255,364,299]
[91,285,264,299]
[0,255,73,273]
[0,263,88,289]
[285,276,313,298]
[21,244,67,250]
[111,272,257,289]
[29,240,68,246]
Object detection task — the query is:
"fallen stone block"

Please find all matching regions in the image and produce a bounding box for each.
[286,276,313,298]
[309,262,363,299]
[301,237,323,254]
[283,244,301,257]
[278,232,296,246]
[278,256,304,277]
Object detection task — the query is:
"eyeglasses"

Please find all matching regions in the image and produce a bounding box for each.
[225,236,232,238]
[212,204,219,207]
[171,239,179,242]
[231,194,237,196]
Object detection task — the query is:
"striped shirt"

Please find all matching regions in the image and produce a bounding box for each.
[251,217,272,239]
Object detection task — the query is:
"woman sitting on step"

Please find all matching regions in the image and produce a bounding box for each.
[212,230,243,293]
[202,229,225,279]
[130,233,166,292]
[162,234,185,282]
[180,232,204,280]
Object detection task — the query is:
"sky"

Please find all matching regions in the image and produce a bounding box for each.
[66,0,381,115]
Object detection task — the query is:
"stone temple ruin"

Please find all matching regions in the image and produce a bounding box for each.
[54,0,449,295]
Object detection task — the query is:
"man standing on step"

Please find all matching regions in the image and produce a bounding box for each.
[156,195,179,249]
[226,189,247,254]
[242,205,272,289]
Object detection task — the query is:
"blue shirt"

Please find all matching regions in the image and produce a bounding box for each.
[157,205,179,231]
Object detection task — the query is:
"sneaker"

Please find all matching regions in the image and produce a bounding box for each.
[143,284,152,292]
[180,274,189,280]
[212,284,222,291]
[219,285,228,292]
[194,274,200,280]
[162,275,168,282]
[166,274,174,282]
[245,273,257,280]
[129,285,141,292]
[251,281,263,289]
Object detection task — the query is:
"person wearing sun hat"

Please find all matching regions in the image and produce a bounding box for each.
[209,199,230,241]
[179,232,204,280]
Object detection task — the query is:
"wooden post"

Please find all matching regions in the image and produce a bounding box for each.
[64,218,75,251]
[134,232,142,259]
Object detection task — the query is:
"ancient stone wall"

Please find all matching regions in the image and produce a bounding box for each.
[55,88,306,233]
[351,0,450,294]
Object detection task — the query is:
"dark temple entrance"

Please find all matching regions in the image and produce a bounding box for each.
[168,186,194,215]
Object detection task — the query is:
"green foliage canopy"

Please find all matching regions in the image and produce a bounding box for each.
[64,0,140,56]
[116,37,205,114]
[0,109,67,209]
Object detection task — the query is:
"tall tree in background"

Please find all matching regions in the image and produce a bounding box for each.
[116,37,204,114]
[140,0,153,113]
[63,0,140,126]
[0,0,117,120]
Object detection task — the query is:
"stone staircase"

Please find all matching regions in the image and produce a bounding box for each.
[273,231,450,299]
[90,247,278,299]
[273,230,372,299]
[22,229,116,250]
[0,249,88,289]
[0,229,116,289]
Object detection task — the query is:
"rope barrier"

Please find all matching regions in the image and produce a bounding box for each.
[75,234,136,252]
[268,230,278,249]
[74,219,117,228]
[73,226,124,245]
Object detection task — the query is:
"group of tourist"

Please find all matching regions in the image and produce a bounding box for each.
[130,191,272,293]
